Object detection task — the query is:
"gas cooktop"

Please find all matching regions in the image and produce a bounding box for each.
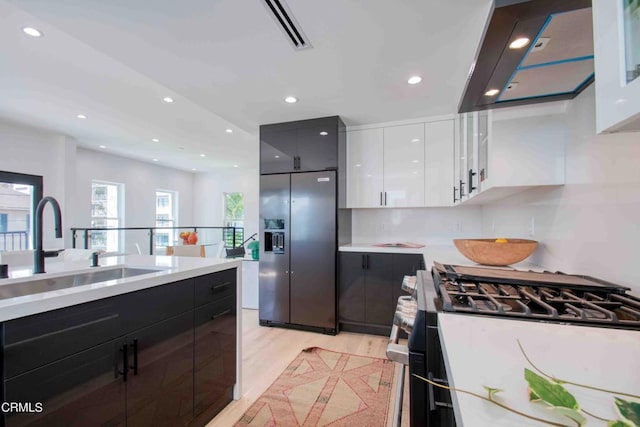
[431,262,640,329]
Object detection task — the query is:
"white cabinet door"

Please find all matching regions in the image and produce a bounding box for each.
[383,124,425,207]
[424,120,455,207]
[593,0,640,133]
[346,128,384,208]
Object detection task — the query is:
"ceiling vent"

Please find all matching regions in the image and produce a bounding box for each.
[263,0,312,50]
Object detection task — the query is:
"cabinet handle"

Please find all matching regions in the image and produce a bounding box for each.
[384,192,387,206]
[361,254,366,269]
[380,192,383,206]
[453,187,459,203]
[212,281,232,291]
[459,180,466,197]
[119,344,128,382]
[365,255,370,270]
[468,169,477,192]
[130,339,138,376]
[212,309,231,320]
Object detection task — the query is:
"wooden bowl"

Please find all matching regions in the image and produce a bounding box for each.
[453,238,538,266]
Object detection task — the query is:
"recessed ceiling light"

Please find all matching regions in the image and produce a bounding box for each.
[233,164,239,168]
[509,37,530,49]
[163,97,174,103]
[76,114,87,119]
[484,89,500,96]
[319,131,328,136]
[284,96,298,104]
[22,27,43,37]
[99,145,106,149]
[152,138,159,142]
[412,160,419,163]
[411,138,420,142]
[355,164,361,167]
[191,168,196,171]
[199,154,205,157]
[225,129,233,133]
[407,76,422,85]
[152,158,159,162]
[275,155,280,158]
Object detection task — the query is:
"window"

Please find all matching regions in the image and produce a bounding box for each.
[0,171,42,252]
[223,193,244,247]
[91,181,123,252]
[155,190,178,250]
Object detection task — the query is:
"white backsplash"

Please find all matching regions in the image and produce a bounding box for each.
[481,86,640,292]
[351,205,483,245]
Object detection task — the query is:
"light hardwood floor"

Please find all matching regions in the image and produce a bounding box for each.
[206,309,405,427]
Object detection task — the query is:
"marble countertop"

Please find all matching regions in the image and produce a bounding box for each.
[438,313,640,427]
[0,254,241,322]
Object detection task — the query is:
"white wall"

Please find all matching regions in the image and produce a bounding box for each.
[0,119,74,249]
[482,85,640,291]
[351,205,483,245]
[193,167,259,248]
[74,148,195,253]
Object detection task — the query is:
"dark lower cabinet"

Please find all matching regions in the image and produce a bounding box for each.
[193,295,237,425]
[0,269,237,427]
[339,252,423,336]
[4,338,126,427]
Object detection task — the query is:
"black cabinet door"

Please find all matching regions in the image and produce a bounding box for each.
[296,123,338,172]
[194,295,237,425]
[125,311,194,427]
[4,338,126,427]
[392,254,424,305]
[364,253,394,325]
[339,253,366,323]
[260,127,297,174]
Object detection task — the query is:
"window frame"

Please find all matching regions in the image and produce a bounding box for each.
[0,170,43,250]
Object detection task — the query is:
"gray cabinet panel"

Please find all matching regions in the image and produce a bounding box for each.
[339,253,366,323]
[364,253,394,325]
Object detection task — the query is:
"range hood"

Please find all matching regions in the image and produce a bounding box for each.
[459,0,593,113]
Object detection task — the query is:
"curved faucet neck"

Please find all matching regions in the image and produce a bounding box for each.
[33,196,63,274]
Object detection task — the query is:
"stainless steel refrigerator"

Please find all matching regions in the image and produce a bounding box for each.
[259,170,337,334]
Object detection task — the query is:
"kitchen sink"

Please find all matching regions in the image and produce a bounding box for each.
[0,267,163,300]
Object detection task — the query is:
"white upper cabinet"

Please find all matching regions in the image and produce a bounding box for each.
[383,124,425,207]
[346,128,384,208]
[424,120,455,207]
[460,107,565,204]
[593,0,640,133]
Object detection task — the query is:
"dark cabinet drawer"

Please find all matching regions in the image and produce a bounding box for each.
[3,298,122,379]
[4,338,126,427]
[119,279,194,332]
[194,269,236,307]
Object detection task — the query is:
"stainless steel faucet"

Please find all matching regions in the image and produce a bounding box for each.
[33,196,62,274]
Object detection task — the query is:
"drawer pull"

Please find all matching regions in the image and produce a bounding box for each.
[211,309,231,320]
[118,344,128,382]
[211,281,232,291]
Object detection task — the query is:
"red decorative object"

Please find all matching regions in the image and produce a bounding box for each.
[187,232,198,245]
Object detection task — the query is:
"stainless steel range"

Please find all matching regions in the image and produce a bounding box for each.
[387,262,640,427]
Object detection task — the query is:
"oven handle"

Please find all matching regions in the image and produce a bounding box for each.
[386,325,409,365]
[391,363,405,427]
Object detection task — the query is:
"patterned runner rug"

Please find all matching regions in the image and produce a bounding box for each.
[235,347,395,426]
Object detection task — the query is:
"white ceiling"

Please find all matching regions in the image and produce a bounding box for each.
[0,0,492,172]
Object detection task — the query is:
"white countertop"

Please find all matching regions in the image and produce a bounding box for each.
[438,313,640,427]
[0,254,242,322]
[339,243,426,254]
